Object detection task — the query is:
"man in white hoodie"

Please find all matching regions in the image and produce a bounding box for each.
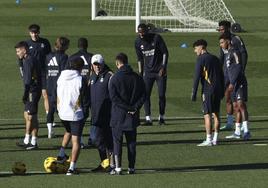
[57,57,89,175]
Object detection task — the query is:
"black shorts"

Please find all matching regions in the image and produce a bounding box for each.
[202,93,221,115]
[24,91,41,115]
[61,120,84,136]
[232,84,248,102]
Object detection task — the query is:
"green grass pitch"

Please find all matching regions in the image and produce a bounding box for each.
[1,0,268,187]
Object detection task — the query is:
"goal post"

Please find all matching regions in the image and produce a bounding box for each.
[91,0,235,32]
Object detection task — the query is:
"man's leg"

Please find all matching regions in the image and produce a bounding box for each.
[23,111,31,145]
[226,102,242,139]
[46,95,55,138]
[66,120,84,175]
[111,127,123,175]
[125,129,137,174]
[197,114,213,146]
[212,112,220,145]
[143,76,155,125]
[221,89,234,130]
[42,89,49,114]
[237,100,250,140]
[90,126,110,172]
[156,75,167,125]
[57,121,71,162]
[30,114,39,146]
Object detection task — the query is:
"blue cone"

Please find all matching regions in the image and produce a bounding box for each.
[180,43,188,48]
[48,5,55,11]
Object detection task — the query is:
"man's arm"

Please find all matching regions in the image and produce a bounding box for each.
[228,51,242,87]
[232,36,247,72]
[157,35,169,76]
[135,40,144,76]
[191,60,201,101]
[132,76,146,111]
[17,59,24,78]
[22,59,33,103]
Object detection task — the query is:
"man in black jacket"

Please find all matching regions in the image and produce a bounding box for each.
[109,53,146,175]
[45,37,69,138]
[15,41,42,150]
[89,54,114,172]
[26,24,51,116]
[191,39,224,146]
[218,20,248,131]
[135,23,168,125]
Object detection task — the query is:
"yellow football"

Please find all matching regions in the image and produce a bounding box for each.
[44,157,57,173]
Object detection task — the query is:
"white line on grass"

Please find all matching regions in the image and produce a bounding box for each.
[253,144,267,146]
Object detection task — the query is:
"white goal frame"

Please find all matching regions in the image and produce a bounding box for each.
[91,0,235,32]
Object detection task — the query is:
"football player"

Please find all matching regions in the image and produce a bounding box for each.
[191,39,224,146]
[135,23,168,125]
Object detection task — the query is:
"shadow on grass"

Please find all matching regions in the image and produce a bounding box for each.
[138,130,203,135]
[137,163,268,174]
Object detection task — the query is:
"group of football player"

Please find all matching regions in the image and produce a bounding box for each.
[14,20,250,175]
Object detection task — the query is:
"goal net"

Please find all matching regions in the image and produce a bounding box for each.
[91,0,235,32]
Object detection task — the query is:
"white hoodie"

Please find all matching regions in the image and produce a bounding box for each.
[57,70,84,121]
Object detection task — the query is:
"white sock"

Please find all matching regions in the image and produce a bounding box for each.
[213,132,219,142]
[58,147,65,157]
[31,136,37,145]
[206,134,212,142]
[115,167,122,172]
[242,121,249,133]
[159,114,164,120]
[235,123,241,135]
[24,134,30,144]
[47,123,53,133]
[145,116,151,121]
[227,114,234,125]
[69,162,76,170]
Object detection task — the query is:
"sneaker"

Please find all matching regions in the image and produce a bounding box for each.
[158,118,165,125]
[243,132,251,140]
[127,168,135,174]
[225,133,241,139]
[66,169,78,176]
[197,140,212,146]
[80,143,85,149]
[16,140,29,148]
[220,124,233,131]
[52,123,56,127]
[26,143,38,150]
[212,140,217,146]
[91,165,110,173]
[110,169,122,175]
[143,120,153,126]
[56,154,69,163]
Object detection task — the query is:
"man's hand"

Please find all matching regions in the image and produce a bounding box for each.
[158,67,166,77]
[228,84,234,92]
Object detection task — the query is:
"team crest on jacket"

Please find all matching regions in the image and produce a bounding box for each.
[41,43,45,48]
[151,42,155,46]
[100,77,104,82]
[90,80,94,85]
[141,45,144,50]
